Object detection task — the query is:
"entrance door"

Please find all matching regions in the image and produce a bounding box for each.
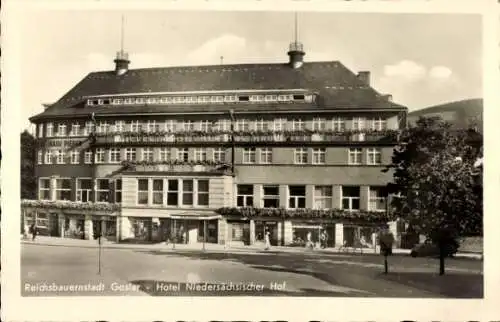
[48,213,59,237]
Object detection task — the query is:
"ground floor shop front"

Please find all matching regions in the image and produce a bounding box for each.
[22,208,399,248]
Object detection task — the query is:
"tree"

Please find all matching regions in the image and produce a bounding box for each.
[385,116,482,275]
[21,130,36,199]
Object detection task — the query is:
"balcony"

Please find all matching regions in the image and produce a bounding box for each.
[90,130,399,146]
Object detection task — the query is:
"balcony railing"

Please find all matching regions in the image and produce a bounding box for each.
[91,130,399,145]
[120,160,233,175]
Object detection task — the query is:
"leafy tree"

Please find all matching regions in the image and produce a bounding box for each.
[21,130,36,199]
[385,116,482,275]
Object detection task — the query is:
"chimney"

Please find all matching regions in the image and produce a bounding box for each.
[287,42,305,69]
[357,71,370,86]
[114,51,130,76]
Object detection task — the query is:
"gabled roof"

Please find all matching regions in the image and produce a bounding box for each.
[30,61,406,122]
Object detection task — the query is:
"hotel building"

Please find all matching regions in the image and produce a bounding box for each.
[22,39,407,248]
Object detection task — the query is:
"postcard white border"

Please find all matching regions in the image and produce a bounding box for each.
[2,0,499,320]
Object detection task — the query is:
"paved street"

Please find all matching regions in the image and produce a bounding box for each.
[21,243,483,298]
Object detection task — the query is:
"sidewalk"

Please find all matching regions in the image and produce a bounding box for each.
[21,236,482,259]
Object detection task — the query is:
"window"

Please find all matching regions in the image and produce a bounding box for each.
[331,117,346,131]
[294,148,308,164]
[95,148,105,163]
[237,185,254,207]
[152,179,164,205]
[182,179,194,206]
[259,148,272,164]
[97,121,110,134]
[46,123,53,137]
[70,151,80,164]
[109,148,121,163]
[70,123,80,136]
[263,185,280,208]
[44,151,52,164]
[214,119,229,132]
[236,119,249,132]
[146,121,160,132]
[165,120,175,132]
[213,148,225,163]
[114,121,124,132]
[367,148,382,165]
[312,148,326,164]
[125,148,137,161]
[288,185,306,209]
[312,118,326,131]
[254,119,268,132]
[199,121,211,132]
[115,179,122,203]
[55,150,65,164]
[166,179,178,206]
[142,148,153,161]
[55,178,71,201]
[39,178,50,200]
[342,186,360,211]
[38,124,44,138]
[159,148,171,161]
[129,120,140,132]
[369,187,387,211]
[84,121,94,135]
[292,119,304,130]
[348,148,363,165]
[352,117,365,131]
[96,179,110,202]
[137,179,149,205]
[197,180,209,206]
[37,151,43,164]
[177,148,189,162]
[370,117,387,131]
[273,118,286,132]
[183,120,195,132]
[76,179,92,202]
[57,124,67,137]
[80,151,91,165]
[194,148,207,162]
[243,148,256,164]
[314,186,332,209]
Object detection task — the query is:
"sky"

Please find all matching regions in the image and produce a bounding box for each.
[17,10,482,130]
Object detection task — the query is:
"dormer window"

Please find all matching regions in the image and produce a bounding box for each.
[160,97,169,104]
[124,98,134,105]
[238,96,250,102]
[102,99,111,105]
[293,94,305,101]
[224,95,237,102]
[146,97,156,104]
[135,98,145,104]
[112,98,123,105]
[305,95,315,103]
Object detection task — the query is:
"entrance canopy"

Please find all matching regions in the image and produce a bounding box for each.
[168,212,221,221]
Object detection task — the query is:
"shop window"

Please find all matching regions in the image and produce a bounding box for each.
[137,179,149,205]
[367,148,382,165]
[312,148,326,164]
[237,185,254,207]
[55,178,72,201]
[342,186,360,211]
[182,179,194,206]
[152,179,164,205]
[348,148,363,165]
[96,179,110,202]
[288,185,306,209]
[39,178,50,200]
[115,179,122,203]
[197,180,209,206]
[167,179,178,206]
[36,213,49,229]
[369,187,387,211]
[76,178,92,202]
[243,148,256,164]
[314,186,332,209]
[263,185,279,208]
